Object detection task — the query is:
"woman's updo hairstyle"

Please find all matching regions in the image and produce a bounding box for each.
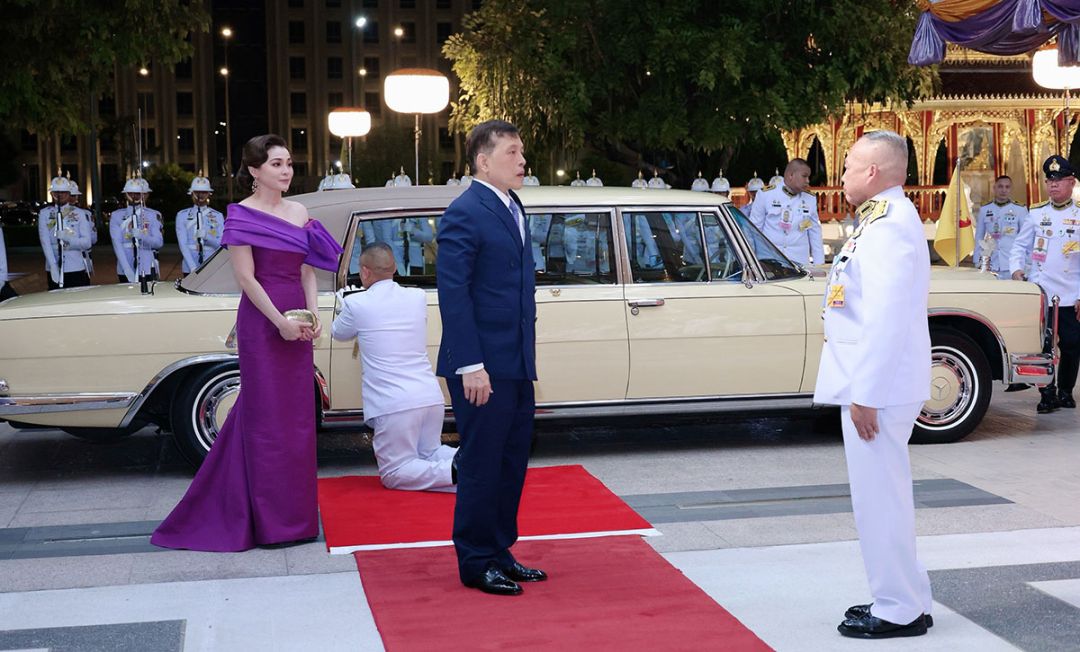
[236,134,289,194]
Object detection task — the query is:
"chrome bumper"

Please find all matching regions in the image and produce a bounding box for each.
[0,393,136,416]
[1007,353,1055,386]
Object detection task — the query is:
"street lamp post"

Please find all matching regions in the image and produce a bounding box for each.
[353,16,367,106]
[384,68,450,185]
[221,27,234,201]
[328,108,372,181]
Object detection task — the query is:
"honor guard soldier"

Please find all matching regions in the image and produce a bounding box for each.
[743,172,765,216]
[749,159,824,267]
[110,175,163,283]
[1009,155,1080,413]
[176,173,224,275]
[38,172,93,290]
[363,217,434,276]
[975,175,1027,278]
[710,170,731,199]
[816,131,933,639]
[67,181,97,278]
[0,219,15,301]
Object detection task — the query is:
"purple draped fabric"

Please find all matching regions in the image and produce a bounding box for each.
[909,0,1080,67]
[222,203,343,271]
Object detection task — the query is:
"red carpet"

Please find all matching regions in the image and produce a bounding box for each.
[318,464,657,553]
[354,536,772,651]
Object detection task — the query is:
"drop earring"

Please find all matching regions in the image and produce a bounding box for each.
[251,178,259,193]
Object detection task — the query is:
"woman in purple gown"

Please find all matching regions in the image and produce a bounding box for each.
[152,134,342,552]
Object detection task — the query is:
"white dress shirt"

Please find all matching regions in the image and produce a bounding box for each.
[331,279,444,420]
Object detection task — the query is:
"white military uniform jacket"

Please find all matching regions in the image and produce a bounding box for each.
[814,185,931,408]
[749,185,825,267]
[362,218,434,275]
[0,225,9,284]
[38,203,92,283]
[175,205,224,273]
[974,200,1026,274]
[1009,198,1080,306]
[331,279,445,421]
[110,206,163,282]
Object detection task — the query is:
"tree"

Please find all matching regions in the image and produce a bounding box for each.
[0,1,210,135]
[444,0,936,186]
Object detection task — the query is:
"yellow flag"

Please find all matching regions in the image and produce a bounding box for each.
[933,169,975,267]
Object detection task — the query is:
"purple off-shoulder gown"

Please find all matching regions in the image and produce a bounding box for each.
[152,204,342,552]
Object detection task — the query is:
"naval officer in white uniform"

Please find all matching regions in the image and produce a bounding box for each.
[1009,155,1080,413]
[974,175,1027,278]
[332,242,457,492]
[815,130,933,639]
[749,159,824,267]
[175,174,224,274]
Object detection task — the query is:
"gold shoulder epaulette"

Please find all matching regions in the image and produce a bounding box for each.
[762,183,775,192]
[981,201,995,208]
[856,199,890,224]
[1031,199,1050,209]
[1012,200,1028,208]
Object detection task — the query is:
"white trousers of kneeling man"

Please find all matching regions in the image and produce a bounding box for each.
[841,401,932,625]
[367,403,457,493]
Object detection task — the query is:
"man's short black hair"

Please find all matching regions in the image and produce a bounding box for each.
[465,120,520,171]
[995,175,1011,183]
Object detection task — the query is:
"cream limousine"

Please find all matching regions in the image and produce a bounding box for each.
[0,186,1055,466]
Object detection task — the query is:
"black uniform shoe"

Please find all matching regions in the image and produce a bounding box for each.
[838,613,928,639]
[1058,392,1076,408]
[464,564,522,596]
[502,561,547,582]
[1037,390,1060,414]
[845,604,933,628]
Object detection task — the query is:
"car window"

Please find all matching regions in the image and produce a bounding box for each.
[348,214,439,288]
[530,212,616,285]
[701,212,744,282]
[727,206,805,281]
[623,211,709,283]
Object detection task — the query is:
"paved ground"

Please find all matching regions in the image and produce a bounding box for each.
[0,383,1077,650]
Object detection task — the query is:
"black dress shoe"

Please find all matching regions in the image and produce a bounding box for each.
[464,565,522,596]
[1058,392,1076,408]
[845,604,932,628]
[838,613,928,639]
[1037,392,1059,414]
[502,561,547,582]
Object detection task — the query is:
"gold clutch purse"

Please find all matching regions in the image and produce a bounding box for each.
[284,309,319,329]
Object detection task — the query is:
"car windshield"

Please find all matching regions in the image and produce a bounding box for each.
[727,206,806,280]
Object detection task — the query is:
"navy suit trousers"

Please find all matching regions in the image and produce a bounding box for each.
[447,376,535,583]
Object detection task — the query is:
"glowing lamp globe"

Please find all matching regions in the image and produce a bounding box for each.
[328,109,372,138]
[384,68,450,114]
[1033,48,1080,90]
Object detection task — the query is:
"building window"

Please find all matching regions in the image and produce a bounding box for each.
[400,0,415,8]
[175,58,192,79]
[401,22,416,43]
[100,131,116,152]
[365,92,381,117]
[176,92,193,116]
[288,0,303,6]
[438,127,453,149]
[326,0,342,7]
[362,0,377,7]
[289,21,305,44]
[364,20,379,44]
[472,0,482,9]
[327,57,343,79]
[291,128,308,152]
[60,135,77,152]
[144,128,156,150]
[291,92,307,116]
[289,56,306,80]
[363,57,380,80]
[436,22,453,45]
[293,162,309,177]
[437,0,451,8]
[178,128,195,153]
[328,92,344,109]
[137,92,155,118]
[20,131,37,151]
[101,164,120,192]
[326,21,342,43]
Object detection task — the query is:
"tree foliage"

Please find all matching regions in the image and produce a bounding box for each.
[444,0,936,182]
[0,0,210,135]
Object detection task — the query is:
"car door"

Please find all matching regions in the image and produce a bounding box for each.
[529,207,629,404]
[620,207,806,399]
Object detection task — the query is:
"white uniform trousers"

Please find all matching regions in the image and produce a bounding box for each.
[367,404,457,493]
[841,401,932,625]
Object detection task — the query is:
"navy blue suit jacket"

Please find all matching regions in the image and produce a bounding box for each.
[436,181,537,381]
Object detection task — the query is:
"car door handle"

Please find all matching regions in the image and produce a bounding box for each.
[627,299,665,308]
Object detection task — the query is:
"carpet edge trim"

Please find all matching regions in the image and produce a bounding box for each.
[332,528,661,555]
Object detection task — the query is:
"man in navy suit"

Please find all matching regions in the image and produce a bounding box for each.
[436,120,545,596]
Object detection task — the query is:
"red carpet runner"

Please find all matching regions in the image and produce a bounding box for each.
[354,536,772,651]
[317,464,658,553]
